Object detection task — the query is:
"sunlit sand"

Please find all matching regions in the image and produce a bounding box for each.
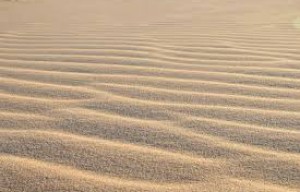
[0,0,300,191]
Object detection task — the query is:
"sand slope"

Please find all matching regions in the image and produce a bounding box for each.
[0,0,300,191]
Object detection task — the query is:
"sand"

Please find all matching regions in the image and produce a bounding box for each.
[0,0,300,191]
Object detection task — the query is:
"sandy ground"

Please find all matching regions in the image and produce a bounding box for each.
[0,0,300,191]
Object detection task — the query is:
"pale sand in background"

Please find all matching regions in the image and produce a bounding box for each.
[0,0,300,191]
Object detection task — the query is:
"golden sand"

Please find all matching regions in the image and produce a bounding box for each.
[0,0,300,191]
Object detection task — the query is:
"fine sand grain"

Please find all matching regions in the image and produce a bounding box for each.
[0,0,300,191]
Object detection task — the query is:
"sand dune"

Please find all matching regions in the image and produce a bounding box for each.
[0,0,300,191]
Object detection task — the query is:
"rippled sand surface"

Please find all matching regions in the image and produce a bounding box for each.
[0,0,300,191]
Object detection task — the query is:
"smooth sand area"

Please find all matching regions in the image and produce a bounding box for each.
[0,0,300,191]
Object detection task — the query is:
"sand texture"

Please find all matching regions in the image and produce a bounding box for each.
[0,0,300,191]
